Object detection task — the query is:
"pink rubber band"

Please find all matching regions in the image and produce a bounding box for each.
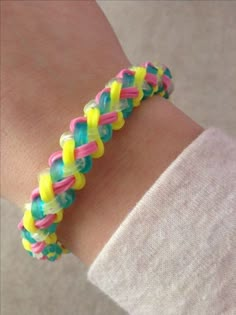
[118,66,157,87]
[31,176,75,200]
[116,69,135,79]
[48,141,97,166]
[95,87,138,104]
[162,74,172,90]
[18,219,24,230]
[100,112,118,125]
[31,241,46,254]
[69,112,118,132]
[120,87,138,98]
[35,214,56,229]
[145,73,157,86]
[40,256,47,260]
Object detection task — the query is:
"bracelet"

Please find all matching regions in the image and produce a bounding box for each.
[17,61,174,261]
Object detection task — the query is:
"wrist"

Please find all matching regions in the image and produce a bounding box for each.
[56,96,204,266]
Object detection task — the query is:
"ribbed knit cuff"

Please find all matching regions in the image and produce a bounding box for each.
[87,127,236,315]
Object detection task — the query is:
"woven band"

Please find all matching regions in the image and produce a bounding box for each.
[17,61,174,261]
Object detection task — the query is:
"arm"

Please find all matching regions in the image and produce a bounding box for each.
[1,1,203,267]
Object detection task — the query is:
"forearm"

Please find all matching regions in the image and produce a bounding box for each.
[1,1,204,267]
[1,0,129,207]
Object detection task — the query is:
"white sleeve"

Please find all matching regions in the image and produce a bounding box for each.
[87,127,236,315]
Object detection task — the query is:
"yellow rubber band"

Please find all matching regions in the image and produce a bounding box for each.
[23,210,38,233]
[112,111,125,130]
[131,66,147,107]
[22,238,32,251]
[54,209,64,223]
[71,172,86,190]
[159,90,165,97]
[48,252,57,258]
[38,170,55,203]
[158,67,164,77]
[110,80,122,110]
[87,108,104,158]
[45,233,57,245]
[62,138,75,165]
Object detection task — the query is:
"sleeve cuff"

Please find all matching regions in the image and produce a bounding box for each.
[87,127,236,314]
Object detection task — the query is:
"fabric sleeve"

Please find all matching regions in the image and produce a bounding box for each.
[87,127,236,315]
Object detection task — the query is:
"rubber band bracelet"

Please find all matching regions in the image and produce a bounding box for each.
[17,61,174,261]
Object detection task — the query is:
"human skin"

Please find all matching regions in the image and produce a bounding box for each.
[1,1,204,266]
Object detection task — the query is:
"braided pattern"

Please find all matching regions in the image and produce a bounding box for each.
[17,61,173,261]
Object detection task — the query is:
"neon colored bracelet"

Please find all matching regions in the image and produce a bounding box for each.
[17,61,174,261]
